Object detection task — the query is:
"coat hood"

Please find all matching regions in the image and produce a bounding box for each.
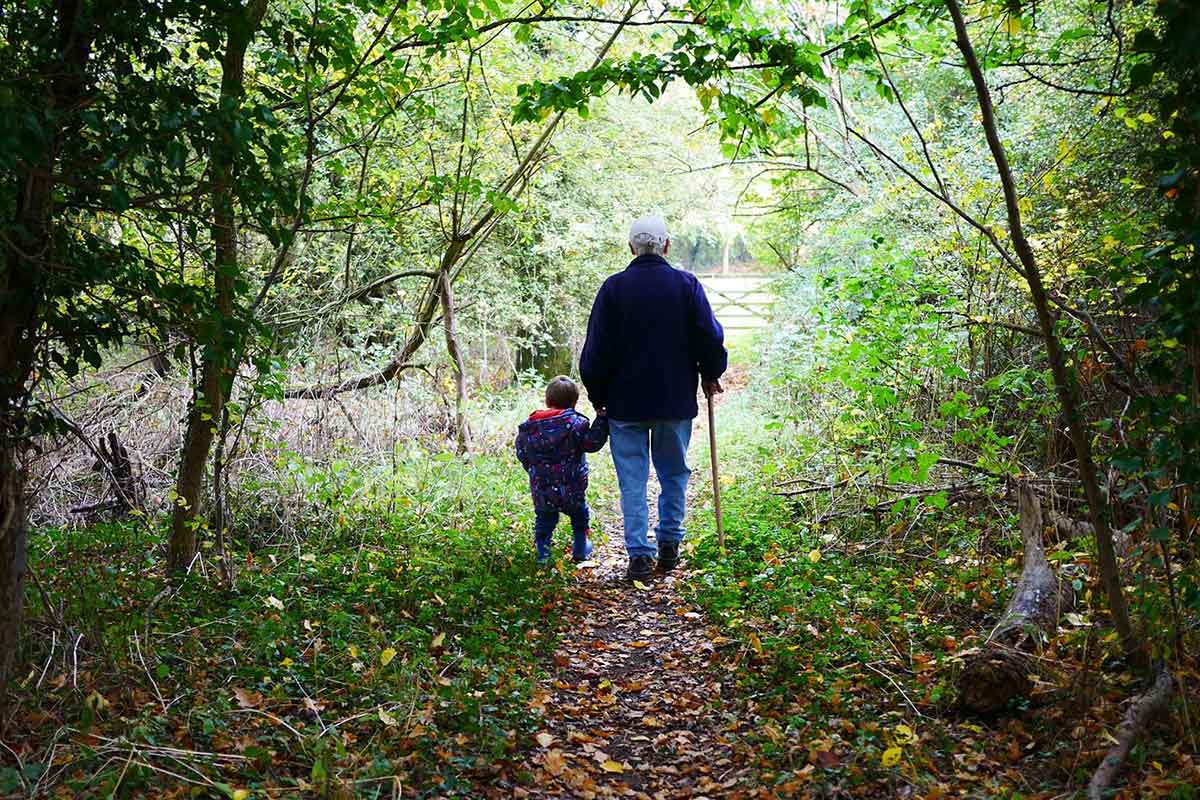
[517,408,582,457]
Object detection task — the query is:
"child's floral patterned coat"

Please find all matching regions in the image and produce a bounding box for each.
[515,408,608,512]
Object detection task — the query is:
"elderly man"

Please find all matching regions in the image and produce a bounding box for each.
[580,215,728,581]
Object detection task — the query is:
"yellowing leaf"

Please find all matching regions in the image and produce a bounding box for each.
[380,647,397,666]
[378,707,398,727]
[543,748,566,776]
[881,746,903,767]
[601,759,625,773]
[808,549,822,563]
[748,632,764,656]
[232,790,251,800]
[348,644,359,658]
[633,580,650,591]
[1005,15,1022,34]
[895,724,917,744]
[430,632,445,650]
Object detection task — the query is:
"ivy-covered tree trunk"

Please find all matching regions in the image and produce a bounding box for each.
[0,0,93,696]
[0,167,47,697]
[168,0,268,573]
[944,0,1139,657]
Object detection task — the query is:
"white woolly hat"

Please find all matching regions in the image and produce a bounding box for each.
[628,214,670,247]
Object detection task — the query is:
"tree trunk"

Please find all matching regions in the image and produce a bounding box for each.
[958,483,1073,713]
[1087,664,1174,799]
[0,444,28,699]
[168,0,268,573]
[0,0,92,697]
[439,267,470,453]
[944,0,1139,659]
[1,210,46,699]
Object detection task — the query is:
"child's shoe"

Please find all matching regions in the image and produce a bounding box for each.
[535,533,554,564]
[572,530,594,563]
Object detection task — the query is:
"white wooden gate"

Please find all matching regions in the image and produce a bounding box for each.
[697,273,775,333]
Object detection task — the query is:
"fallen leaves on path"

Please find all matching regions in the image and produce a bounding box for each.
[485,532,764,799]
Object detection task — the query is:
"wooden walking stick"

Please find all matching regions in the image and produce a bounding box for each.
[706,392,725,550]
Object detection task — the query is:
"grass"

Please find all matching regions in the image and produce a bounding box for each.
[681,381,1197,798]
[8,360,1196,798]
[10,450,566,798]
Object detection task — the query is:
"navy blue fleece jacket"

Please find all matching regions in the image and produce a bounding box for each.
[579,254,727,421]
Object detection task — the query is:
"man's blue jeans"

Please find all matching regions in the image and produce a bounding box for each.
[608,419,692,558]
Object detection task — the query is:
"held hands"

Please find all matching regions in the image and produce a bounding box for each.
[702,378,724,398]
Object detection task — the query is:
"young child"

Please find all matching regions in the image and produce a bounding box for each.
[515,376,608,563]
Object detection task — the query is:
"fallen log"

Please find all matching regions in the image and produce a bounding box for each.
[958,482,1075,713]
[1086,664,1174,799]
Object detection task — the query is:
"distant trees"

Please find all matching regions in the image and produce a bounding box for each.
[1,0,646,696]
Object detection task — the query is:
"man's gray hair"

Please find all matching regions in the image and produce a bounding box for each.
[630,235,667,256]
[628,214,670,256]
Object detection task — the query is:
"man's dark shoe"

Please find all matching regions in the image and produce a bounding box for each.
[626,555,654,582]
[657,540,680,572]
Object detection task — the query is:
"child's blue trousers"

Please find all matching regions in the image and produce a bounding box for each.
[534,504,591,561]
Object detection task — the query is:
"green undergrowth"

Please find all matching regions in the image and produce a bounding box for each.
[13,452,564,798]
[683,390,1194,798]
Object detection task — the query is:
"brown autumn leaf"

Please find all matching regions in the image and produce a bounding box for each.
[543,748,566,776]
[232,687,263,709]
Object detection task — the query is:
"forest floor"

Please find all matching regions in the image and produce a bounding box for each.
[5,357,1199,798]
